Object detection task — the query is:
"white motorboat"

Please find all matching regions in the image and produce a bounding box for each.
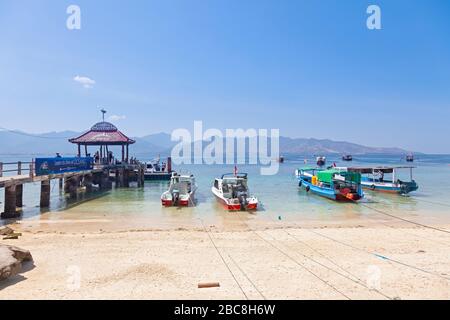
[161,173,197,207]
[211,173,258,211]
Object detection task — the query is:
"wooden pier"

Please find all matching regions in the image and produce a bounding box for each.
[0,160,145,219]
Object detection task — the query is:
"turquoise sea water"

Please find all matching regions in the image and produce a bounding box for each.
[1,154,450,230]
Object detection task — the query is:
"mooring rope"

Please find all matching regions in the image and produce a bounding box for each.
[280,228,392,299]
[233,213,352,300]
[226,252,267,300]
[251,228,352,300]
[305,227,450,281]
[357,201,450,235]
[413,198,450,208]
[198,218,249,300]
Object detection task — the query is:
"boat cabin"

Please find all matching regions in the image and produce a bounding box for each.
[214,173,249,199]
[335,166,418,194]
[342,166,415,183]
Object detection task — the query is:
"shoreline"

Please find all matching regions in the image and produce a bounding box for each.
[1,219,449,299]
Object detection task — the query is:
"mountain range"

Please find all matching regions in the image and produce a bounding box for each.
[0,130,414,157]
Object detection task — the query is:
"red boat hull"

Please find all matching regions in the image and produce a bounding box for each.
[213,193,257,211]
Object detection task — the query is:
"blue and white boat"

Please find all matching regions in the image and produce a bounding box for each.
[335,166,418,195]
[295,167,364,202]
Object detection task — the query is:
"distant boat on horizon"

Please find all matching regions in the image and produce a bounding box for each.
[342,154,353,161]
[316,156,326,166]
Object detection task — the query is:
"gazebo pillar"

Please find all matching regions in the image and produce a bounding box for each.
[77,144,81,157]
[126,144,129,163]
[122,145,125,162]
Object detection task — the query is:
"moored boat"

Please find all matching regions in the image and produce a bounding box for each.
[342,154,353,161]
[211,173,258,211]
[316,156,326,166]
[161,173,197,207]
[406,154,414,162]
[295,167,363,202]
[144,156,175,181]
[336,166,418,194]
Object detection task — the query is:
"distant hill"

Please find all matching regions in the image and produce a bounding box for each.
[0,130,415,158]
[279,137,410,155]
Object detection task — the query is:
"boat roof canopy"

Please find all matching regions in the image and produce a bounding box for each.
[221,173,248,179]
[317,169,361,184]
[344,166,415,174]
[299,167,320,171]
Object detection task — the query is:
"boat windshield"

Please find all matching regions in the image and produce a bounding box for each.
[223,178,248,192]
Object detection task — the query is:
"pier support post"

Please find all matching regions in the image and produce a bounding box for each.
[137,166,145,188]
[16,184,23,208]
[99,172,111,190]
[64,175,78,199]
[83,174,93,193]
[124,169,130,188]
[2,185,18,219]
[119,168,125,188]
[40,180,50,208]
[137,167,142,188]
[64,176,71,194]
[70,176,78,199]
[59,178,63,192]
[115,169,120,188]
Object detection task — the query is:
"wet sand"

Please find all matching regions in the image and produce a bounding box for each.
[1,216,449,300]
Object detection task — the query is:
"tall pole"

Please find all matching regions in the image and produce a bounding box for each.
[101,108,107,122]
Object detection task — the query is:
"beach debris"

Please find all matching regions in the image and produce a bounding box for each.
[278,216,282,220]
[0,244,33,281]
[3,233,22,240]
[1,226,22,239]
[198,282,220,289]
[0,226,14,236]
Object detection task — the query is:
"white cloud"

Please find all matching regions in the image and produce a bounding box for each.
[108,115,126,122]
[73,75,96,89]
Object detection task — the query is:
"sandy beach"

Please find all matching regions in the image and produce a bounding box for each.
[1,217,449,300]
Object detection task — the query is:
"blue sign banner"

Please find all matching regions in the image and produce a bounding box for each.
[35,157,94,176]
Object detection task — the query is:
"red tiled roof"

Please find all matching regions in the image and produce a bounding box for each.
[69,122,135,145]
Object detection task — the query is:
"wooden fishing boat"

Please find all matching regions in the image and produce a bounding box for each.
[161,173,197,207]
[336,166,418,194]
[295,167,363,202]
[211,173,258,211]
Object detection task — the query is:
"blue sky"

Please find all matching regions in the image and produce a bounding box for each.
[0,0,449,153]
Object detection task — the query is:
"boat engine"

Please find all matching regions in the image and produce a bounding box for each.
[172,190,180,205]
[238,193,248,210]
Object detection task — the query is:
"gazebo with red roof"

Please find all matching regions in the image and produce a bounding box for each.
[69,111,135,163]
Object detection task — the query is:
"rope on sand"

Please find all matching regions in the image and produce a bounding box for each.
[357,202,450,235]
[305,228,450,281]
[233,214,352,300]
[198,218,249,300]
[280,228,392,299]
[251,228,352,300]
[226,252,267,300]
